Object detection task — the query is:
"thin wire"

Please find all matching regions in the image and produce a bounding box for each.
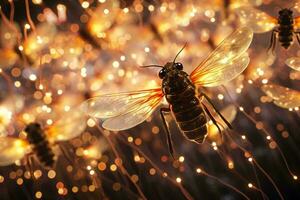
[94,123,148,200]
[8,0,15,22]
[118,133,194,200]
[25,0,36,32]
[222,85,296,178]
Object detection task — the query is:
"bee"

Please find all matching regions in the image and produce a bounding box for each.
[237,6,300,51]
[0,108,86,169]
[262,84,300,110]
[82,27,253,157]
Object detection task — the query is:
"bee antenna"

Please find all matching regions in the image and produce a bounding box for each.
[140,64,163,68]
[173,43,187,63]
[275,5,283,10]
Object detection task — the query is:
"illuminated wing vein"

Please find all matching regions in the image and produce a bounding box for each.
[81,88,163,131]
[262,84,300,109]
[190,27,253,87]
[236,6,277,33]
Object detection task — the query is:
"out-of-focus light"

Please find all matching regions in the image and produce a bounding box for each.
[81,1,90,9]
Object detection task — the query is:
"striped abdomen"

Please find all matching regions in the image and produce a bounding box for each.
[278,24,294,49]
[25,123,55,168]
[168,85,207,143]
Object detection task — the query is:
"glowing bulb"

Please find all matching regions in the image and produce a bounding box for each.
[89,170,95,175]
[29,74,37,81]
[24,24,31,30]
[81,1,89,9]
[178,156,185,163]
[18,45,24,51]
[104,9,109,14]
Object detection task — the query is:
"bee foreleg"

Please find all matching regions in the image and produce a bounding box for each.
[160,107,175,159]
[201,93,233,129]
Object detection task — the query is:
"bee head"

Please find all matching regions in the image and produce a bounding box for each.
[141,44,186,80]
[159,62,183,79]
[279,8,293,16]
[159,44,186,79]
[25,123,41,134]
[25,122,44,143]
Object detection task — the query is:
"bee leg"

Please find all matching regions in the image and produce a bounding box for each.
[272,30,278,53]
[201,92,232,129]
[201,103,222,135]
[267,31,274,52]
[59,145,74,165]
[295,32,300,46]
[25,154,35,179]
[267,29,277,54]
[160,107,175,159]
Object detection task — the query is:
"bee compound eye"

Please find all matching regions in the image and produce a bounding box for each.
[159,69,166,79]
[175,62,183,70]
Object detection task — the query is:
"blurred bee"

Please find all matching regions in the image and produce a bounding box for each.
[0,108,86,169]
[262,84,300,110]
[82,27,253,157]
[237,6,300,51]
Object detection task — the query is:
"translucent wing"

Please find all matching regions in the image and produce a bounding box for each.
[285,57,300,71]
[81,88,163,131]
[294,16,300,30]
[0,137,29,166]
[0,49,18,69]
[82,138,108,159]
[190,27,253,87]
[229,0,262,10]
[296,2,300,13]
[236,6,277,33]
[262,84,300,109]
[46,108,87,142]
